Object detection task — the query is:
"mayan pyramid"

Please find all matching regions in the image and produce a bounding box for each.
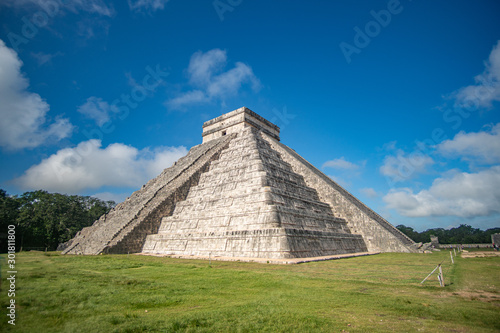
[62,107,415,259]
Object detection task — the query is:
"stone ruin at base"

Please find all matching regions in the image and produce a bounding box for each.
[62,107,416,259]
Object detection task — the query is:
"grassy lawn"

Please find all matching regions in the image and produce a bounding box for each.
[1,250,499,332]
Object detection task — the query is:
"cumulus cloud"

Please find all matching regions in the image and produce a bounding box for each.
[0,40,73,150]
[323,157,360,170]
[77,96,119,127]
[453,40,500,109]
[383,166,500,218]
[128,0,170,12]
[360,188,378,198]
[380,149,434,183]
[14,140,188,193]
[166,49,260,109]
[188,49,227,86]
[436,123,500,165]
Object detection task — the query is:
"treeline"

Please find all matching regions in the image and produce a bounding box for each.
[1,189,115,252]
[396,224,500,244]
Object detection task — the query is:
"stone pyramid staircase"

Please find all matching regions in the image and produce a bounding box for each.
[62,134,234,255]
[142,127,368,258]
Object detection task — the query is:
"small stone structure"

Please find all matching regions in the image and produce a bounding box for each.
[63,107,415,259]
[430,235,439,247]
[492,233,500,247]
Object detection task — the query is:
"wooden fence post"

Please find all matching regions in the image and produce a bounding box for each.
[421,265,439,284]
[438,265,444,287]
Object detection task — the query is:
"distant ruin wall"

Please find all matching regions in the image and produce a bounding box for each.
[263,134,415,253]
[438,244,493,249]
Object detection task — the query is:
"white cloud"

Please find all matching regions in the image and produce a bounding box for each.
[360,187,378,198]
[78,96,119,127]
[382,140,397,151]
[380,149,434,183]
[75,16,111,40]
[166,90,208,108]
[65,0,114,16]
[31,51,63,66]
[14,140,188,193]
[208,62,259,96]
[453,40,500,109]
[323,157,360,170]
[0,39,73,150]
[1,0,114,17]
[166,49,260,109]
[188,49,227,86]
[383,166,500,218]
[436,123,500,165]
[128,0,169,12]
[1,1,113,45]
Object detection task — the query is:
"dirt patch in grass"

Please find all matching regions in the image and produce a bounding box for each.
[461,251,500,258]
[452,291,500,303]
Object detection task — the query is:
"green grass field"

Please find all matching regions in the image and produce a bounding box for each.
[1,250,499,332]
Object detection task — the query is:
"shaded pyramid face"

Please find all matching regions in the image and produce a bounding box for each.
[62,107,415,258]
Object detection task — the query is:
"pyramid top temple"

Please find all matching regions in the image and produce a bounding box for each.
[62,107,416,261]
[202,107,280,143]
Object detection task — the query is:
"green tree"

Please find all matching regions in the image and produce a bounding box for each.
[0,190,20,252]
[484,227,500,243]
[1,189,115,251]
[396,225,421,242]
[396,223,500,245]
[0,189,19,230]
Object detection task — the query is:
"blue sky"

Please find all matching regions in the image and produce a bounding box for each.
[0,0,499,231]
